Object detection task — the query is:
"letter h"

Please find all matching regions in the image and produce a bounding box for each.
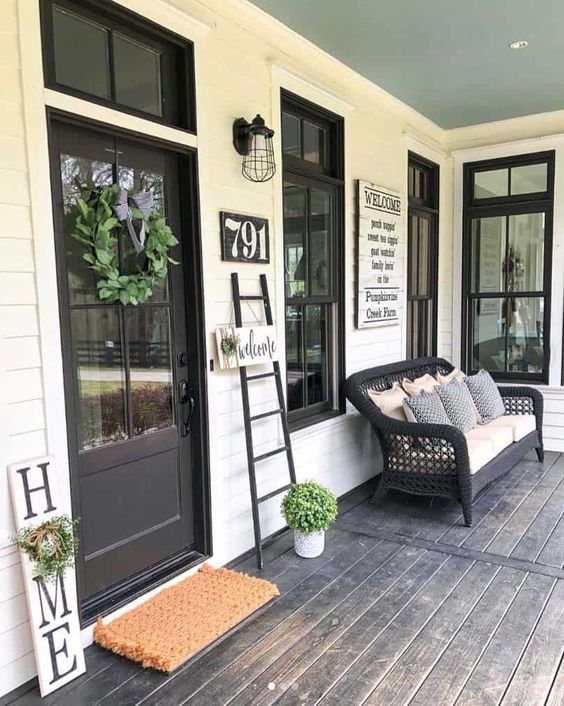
[17,462,56,520]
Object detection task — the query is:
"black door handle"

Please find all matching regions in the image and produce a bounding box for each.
[178,380,195,437]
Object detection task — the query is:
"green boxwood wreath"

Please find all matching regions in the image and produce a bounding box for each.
[12,515,80,582]
[69,182,179,305]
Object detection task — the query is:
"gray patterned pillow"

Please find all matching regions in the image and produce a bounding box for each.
[436,379,479,431]
[403,390,451,426]
[464,369,505,424]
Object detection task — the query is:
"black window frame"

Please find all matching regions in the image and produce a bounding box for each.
[281,90,345,431]
[407,151,440,359]
[462,150,555,383]
[40,0,196,133]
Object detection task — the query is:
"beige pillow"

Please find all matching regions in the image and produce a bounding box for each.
[367,382,407,421]
[436,368,466,386]
[402,373,437,397]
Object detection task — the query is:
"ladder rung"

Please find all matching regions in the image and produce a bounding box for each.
[247,371,279,381]
[254,446,288,463]
[239,295,265,301]
[257,484,292,503]
[251,409,282,422]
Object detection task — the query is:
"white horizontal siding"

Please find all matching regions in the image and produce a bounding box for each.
[0,0,40,690]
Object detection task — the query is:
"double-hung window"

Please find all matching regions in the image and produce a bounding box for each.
[407,153,439,358]
[281,91,345,429]
[462,151,554,382]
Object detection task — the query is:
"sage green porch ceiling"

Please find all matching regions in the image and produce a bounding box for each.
[248,0,564,129]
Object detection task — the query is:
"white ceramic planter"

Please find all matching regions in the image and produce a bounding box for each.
[294,529,325,558]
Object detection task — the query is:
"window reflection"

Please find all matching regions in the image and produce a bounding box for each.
[507,213,544,292]
[71,308,127,449]
[286,305,329,412]
[126,307,174,436]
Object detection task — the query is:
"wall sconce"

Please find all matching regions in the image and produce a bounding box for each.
[233,114,276,183]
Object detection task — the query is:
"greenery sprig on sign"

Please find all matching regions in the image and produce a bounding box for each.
[220,332,241,359]
[12,515,80,582]
[69,182,179,305]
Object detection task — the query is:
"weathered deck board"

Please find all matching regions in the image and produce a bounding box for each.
[545,654,564,706]
[8,455,564,706]
[500,579,564,705]
[361,561,500,705]
[317,556,473,705]
[225,545,424,706]
[409,567,527,706]
[454,572,555,706]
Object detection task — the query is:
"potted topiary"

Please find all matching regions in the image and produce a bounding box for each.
[281,481,338,558]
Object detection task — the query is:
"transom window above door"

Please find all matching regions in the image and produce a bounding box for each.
[41,0,196,130]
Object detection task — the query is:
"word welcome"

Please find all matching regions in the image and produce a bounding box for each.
[216,325,279,369]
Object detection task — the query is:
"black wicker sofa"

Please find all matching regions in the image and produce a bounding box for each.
[345,357,544,526]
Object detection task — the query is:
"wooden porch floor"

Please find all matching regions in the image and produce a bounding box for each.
[10,451,564,705]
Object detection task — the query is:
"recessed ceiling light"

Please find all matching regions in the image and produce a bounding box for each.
[509,40,528,49]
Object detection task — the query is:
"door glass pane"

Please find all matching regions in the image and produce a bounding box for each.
[127,307,174,436]
[511,163,548,195]
[113,34,163,116]
[53,5,111,99]
[71,307,127,450]
[417,217,429,296]
[60,129,115,305]
[507,297,544,373]
[284,183,307,298]
[305,305,329,405]
[118,142,168,302]
[472,298,506,372]
[474,169,508,199]
[282,113,301,157]
[286,305,304,411]
[507,213,545,292]
[471,217,506,294]
[310,190,331,296]
[303,121,325,166]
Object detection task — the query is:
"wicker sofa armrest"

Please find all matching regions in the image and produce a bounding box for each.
[498,385,543,430]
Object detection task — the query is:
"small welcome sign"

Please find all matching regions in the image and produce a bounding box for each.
[8,457,85,696]
[216,325,278,369]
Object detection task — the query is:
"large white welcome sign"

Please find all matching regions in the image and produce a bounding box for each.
[8,457,85,696]
[357,180,405,328]
[216,325,278,369]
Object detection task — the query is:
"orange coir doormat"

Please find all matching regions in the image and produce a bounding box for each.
[93,563,279,672]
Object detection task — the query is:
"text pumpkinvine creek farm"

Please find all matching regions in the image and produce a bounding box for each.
[357,181,405,329]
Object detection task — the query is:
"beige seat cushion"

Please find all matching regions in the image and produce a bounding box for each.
[436,367,466,386]
[486,414,536,441]
[466,437,498,474]
[367,382,407,421]
[465,425,513,455]
[402,373,437,397]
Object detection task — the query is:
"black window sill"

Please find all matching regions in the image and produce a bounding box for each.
[289,409,344,433]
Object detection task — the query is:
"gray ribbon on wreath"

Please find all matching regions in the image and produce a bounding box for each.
[112,189,154,255]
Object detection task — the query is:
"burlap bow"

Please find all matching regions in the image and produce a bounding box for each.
[112,189,153,254]
[24,520,65,561]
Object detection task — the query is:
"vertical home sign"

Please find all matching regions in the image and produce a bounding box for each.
[8,457,86,696]
[356,180,405,328]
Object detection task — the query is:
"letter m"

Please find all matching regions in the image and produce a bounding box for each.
[33,575,72,629]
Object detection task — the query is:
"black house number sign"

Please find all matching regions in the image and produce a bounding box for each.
[220,211,269,263]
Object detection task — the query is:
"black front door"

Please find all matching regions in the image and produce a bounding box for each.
[50,119,200,611]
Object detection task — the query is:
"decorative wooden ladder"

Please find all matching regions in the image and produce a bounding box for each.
[231,272,297,569]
